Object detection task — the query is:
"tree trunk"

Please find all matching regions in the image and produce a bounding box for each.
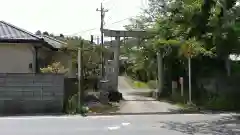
[225,56,231,76]
[157,52,163,95]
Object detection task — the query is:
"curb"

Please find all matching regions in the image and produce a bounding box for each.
[86,109,240,116]
[87,110,205,116]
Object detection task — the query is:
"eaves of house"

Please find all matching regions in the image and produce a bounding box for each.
[0,21,57,50]
[40,35,67,49]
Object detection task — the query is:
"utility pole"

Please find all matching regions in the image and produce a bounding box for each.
[97,3,108,78]
[97,36,100,45]
[188,56,192,104]
[157,51,163,97]
[77,40,84,113]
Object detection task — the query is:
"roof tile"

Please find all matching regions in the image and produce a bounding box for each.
[41,35,67,49]
[0,21,67,49]
[0,21,42,41]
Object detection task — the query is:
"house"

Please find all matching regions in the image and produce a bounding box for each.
[39,34,76,77]
[0,21,75,77]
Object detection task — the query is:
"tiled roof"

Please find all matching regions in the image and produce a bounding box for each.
[41,35,67,49]
[0,21,67,50]
[0,21,43,41]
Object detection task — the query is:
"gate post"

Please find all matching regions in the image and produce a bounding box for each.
[112,35,120,91]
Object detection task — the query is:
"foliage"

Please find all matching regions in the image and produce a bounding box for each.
[35,30,41,35]
[43,31,49,36]
[62,36,112,80]
[66,93,89,114]
[204,92,240,110]
[125,76,149,89]
[123,0,240,79]
[58,36,112,92]
[40,62,67,74]
[66,93,78,114]
[147,80,158,89]
[121,0,240,110]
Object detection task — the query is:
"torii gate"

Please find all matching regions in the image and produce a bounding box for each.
[102,29,163,95]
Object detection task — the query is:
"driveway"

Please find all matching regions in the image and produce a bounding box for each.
[117,76,180,114]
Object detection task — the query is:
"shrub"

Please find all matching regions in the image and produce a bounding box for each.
[204,92,240,111]
[171,93,186,103]
[40,62,67,74]
[147,80,157,89]
[66,94,78,114]
[66,93,89,114]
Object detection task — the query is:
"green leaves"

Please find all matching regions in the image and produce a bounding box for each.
[153,38,214,58]
[122,0,240,83]
[179,38,215,58]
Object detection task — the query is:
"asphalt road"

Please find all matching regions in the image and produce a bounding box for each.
[117,76,180,114]
[0,114,239,135]
[1,77,238,135]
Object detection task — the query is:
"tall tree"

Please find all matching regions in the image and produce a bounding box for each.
[60,34,64,38]
[43,31,49,36]
[35,30,42,35]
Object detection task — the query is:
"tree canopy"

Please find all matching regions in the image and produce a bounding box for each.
[122,0,240,84]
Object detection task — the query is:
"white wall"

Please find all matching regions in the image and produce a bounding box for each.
[0,43,34,73]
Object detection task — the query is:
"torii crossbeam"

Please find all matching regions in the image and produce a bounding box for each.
[102,29,150,37]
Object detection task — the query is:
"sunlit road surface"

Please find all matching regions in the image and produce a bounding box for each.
[117,76,181,114]
[0,114,239,135]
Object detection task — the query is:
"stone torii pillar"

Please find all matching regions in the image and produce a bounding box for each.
[102,29,150,91]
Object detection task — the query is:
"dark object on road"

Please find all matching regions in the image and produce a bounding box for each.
[108,91,123,102]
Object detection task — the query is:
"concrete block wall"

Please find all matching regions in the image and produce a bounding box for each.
[0,73,64,114]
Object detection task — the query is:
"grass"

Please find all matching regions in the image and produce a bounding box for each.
[125,76,149,89]
[175,102,190,108]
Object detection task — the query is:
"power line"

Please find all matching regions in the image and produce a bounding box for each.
[70,16,135,36]
[106,17,134,26]
[70,28,97,36]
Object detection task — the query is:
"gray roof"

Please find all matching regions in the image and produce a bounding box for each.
[0,21,68,50]
[40,35,67,49]
[0,21,43,41]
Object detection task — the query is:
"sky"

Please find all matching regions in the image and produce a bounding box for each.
[0,0,148,40]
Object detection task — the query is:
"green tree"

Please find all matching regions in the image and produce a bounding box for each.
[43,31,49,36]
[35,30,42,35]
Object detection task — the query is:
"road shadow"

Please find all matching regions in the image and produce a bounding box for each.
[126,90,153,97]
[87,106,206,116]
[0,113,67,118]
[158,115,240,135]
[122,99,157,101]
[87,111,205,116]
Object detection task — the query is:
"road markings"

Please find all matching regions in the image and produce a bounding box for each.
[107,126,121,130]
[105,122,130,130]
[182,114,202,116]
[219,113,237,116]
[121,122,130,126]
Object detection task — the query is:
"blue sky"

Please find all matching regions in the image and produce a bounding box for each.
[0,0,148,40]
